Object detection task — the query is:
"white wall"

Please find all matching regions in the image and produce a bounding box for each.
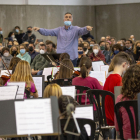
[0,0,140,5]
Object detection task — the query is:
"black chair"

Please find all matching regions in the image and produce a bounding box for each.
[75,86,91,105]
[52,79,72,86]
[60,118,96,140]
[115,100,138,140]
[87,89,115,139]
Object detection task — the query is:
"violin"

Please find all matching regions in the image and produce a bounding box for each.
[0,56,11,85]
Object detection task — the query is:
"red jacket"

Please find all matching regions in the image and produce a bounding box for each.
[90,50,105,62]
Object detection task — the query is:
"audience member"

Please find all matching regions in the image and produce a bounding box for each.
[81,32,94,40]
[125,40,133,53]
[106,35,111,41]
[130,35,135,41]
[7,40,13,49]
[8,32,16,41]
[78,37,83,44]
[17,44,31,63]
[115,64,139,140]
[43,83,62,98]
[90,44,105,62]
[31,44,49,75]
[111,44,123,59]
[28,43,39,63]
[14,26,25,44]
[133,40,140,61]
[5,60,38,98]
[99,41,106,51]
[55,59,74,79]
[46,41,56,53]
[101,36,106,41]
[110,37,116,46]
[0,28,3,43]
[103,52,131,126]
[10,45,19,57]
[2,47,13,69]
[23,26,36,43]
[103,41,111,64]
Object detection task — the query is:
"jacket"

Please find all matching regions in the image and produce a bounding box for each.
[90,50,105,62]
[31,53,49,71]
[16,52,31,64]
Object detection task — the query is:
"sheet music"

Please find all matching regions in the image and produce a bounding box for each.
[61,86,75,98]
[7,82,25,95]
[15,99,53,135]
[0,70,12,77]
[90,71,106,85]
[0,86,18,100]
[92,61,104,71]
[74,67,80,71]
[16,95,24,99]
[52,67,59,77]
[75,106,93,136]
[33,77,42,97]
[100,65,109,77]
[43,67,53,81]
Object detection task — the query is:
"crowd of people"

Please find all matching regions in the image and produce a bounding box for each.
[0,12,139,140]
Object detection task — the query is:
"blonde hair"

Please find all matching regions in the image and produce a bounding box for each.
[43,83,62,98]
[10,60,33,84]
[133,40,140,54]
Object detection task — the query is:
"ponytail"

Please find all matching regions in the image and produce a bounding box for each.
[80,64,87,78]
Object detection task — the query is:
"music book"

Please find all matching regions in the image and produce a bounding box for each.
[61,86,76,98]
[75,105,93,136]
[0,96,60,137]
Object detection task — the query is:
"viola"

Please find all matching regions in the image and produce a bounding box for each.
[0,57,11,84]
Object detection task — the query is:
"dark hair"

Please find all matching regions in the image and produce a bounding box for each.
[7,40,13,45]
[29,43,35,47]
[121,64,140,100]
[58,95,77,117]
[90,39,97,44]
[78,43,84,48]
[127,40,132,44]
[112,44,123,52]
[65,12,72,16]
[46,41,56,48]
[121,38,126,42]
[110,37,116,40]
[9,57,21,72]
[99,41,105,46]
[27,26,32,29]
[113,52,132,66]
[79,56,92,78]
[59,53,70,61]
[15,26,20,29]
[2,47,10,55]
[8,32,14,38]
[40,44,46,49]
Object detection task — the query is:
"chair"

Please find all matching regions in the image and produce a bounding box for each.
[115,100,138,140]
[52,78,72,86]
[75,86,91,105]
[60,118,96,140]
[87,89,115,139]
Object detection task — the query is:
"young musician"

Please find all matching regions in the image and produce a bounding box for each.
[43,83,62,98]
[5,60,38,98]
[115,64,139,140]
[103,52,131,126]
[55,59,74,79]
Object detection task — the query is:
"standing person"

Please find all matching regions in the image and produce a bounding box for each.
[14,26,25,44]
[33,12,93,67]
[23,26,36,43]
[103,52,131,126]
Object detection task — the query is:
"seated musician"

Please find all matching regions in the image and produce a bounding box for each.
[5,60,38,98]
